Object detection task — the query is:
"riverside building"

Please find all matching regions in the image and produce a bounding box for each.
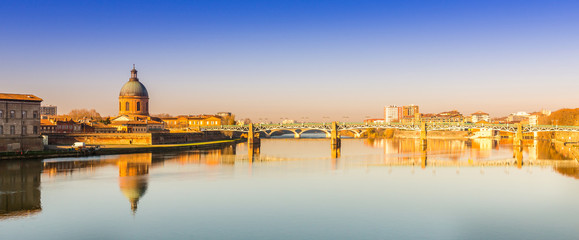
[110,66,165,133]
[0,93,43,152]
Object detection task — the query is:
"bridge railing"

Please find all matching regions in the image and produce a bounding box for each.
[201,122,579,132]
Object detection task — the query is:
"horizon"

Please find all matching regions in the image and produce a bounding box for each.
[2,0,578,121]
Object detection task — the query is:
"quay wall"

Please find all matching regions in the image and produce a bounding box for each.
[0,136,43,152]
[552,131,579,143]
[46,131,228,145]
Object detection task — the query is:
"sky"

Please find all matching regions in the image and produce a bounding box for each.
[1,0,578,121]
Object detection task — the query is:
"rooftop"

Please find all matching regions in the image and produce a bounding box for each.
[0,93,43,102]
[471,111,489,115]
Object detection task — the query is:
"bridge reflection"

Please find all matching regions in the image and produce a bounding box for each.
[364,138,579,170]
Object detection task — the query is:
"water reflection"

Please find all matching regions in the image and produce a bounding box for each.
[117,153,151,214]
[364,138,579,171]
[0,161,42,219]
[42,143,238,214]
[3,139,579,221]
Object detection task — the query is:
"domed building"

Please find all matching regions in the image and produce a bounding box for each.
[110,66,165,133]
[119,66,149,116]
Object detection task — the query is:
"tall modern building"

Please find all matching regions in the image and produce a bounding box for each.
[119,66,149,116]
[384,106,402,123]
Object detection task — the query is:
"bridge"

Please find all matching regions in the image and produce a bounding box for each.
[202,122,579,144]
[202,121,579,160]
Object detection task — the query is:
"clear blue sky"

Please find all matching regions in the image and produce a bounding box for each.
[1,0,578,121]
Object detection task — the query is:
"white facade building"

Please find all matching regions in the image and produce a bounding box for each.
[384,105,401,123]
[471,111,490,123]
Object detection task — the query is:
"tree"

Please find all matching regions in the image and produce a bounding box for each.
[544,108,579,126]
[152,113,173,118]
[67,109,102,121]
[222,114,236,125]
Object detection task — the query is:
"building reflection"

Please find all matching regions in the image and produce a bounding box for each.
[0,161,42,219]
[117,153,151,214]
[41,143,237,214]
[365,138,469,165]
[364,138,579,176]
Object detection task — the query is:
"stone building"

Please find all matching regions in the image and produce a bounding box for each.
[111,66,165,133]
[119,65,149,116]
[0,93,43,152]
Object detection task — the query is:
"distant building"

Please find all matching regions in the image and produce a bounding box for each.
[421,110,464,123]
[507,112,530,123]
[111,115,165,133]
[92,123,118,133]
[384,106,402,123]
[471,111,490,123]
[529,114,539,126]
[40,119,96,134]
[0,93,43,152]
[40,105,57,119]
[541,109,551,116]
[364,118,384,124]
[216,112,231,118]
[402,104,419,118]
[161,115,222,131]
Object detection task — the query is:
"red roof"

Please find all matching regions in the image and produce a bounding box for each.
[0,93,43,102]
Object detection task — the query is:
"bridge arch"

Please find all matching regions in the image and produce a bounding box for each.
[264,129,300,138]
[299,129,331,137]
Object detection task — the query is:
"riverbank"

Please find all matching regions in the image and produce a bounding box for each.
[0,139,242,160]
[366,129,471,139]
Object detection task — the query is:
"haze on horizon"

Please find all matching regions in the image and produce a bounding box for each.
[1,0,578,122]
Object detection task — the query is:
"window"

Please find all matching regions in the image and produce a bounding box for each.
[22,126,27,135]
[33,111,38,119]
[10,126,15,135]
[0,110,3,118]
[125,102,129,111]
[137,102,140,111]
[0,126,2,135]
[10,110,15,119]
[145,102,148,112]
[22,111,27,119]
[119,102,121,111]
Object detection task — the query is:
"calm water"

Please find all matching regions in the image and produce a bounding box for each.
[1,135,579,240]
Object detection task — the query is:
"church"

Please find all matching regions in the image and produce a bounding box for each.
[110,66,165,133]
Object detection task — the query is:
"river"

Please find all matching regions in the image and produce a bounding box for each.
[1,135,578,240]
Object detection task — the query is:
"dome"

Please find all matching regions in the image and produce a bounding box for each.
[119,80,149,97]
